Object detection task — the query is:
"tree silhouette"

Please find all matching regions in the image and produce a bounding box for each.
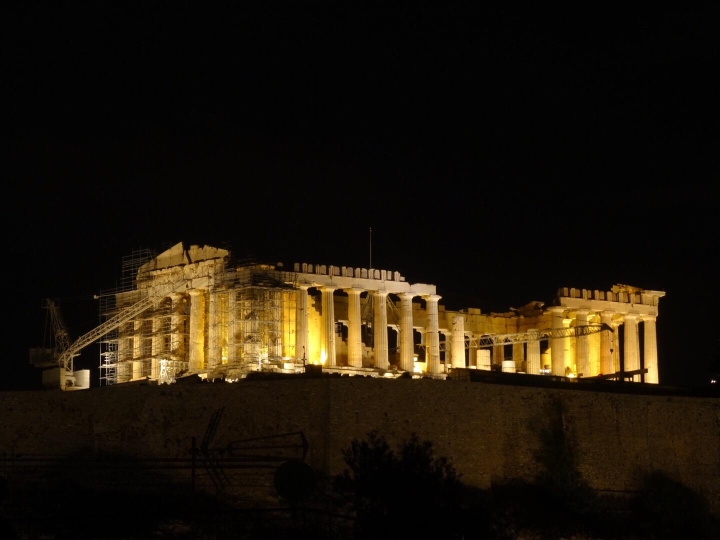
[335,430,466,540]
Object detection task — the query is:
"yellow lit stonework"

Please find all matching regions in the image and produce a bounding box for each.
[90,243,664,387]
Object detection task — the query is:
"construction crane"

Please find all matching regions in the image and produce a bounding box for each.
[44,298,72,362]
[56,279,190,390]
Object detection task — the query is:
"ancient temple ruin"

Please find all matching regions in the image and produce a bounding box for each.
[92,242,664,387]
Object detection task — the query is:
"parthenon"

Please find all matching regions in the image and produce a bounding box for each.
[98,242,665,386]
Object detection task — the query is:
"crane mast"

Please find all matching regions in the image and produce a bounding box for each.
[44,299,72,362]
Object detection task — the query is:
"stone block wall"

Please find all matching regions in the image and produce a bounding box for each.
[1,379,718,514]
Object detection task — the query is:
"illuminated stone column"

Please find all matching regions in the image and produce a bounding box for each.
[512,342,524,372]
[642,315,659,384]
[133,320,142,361]
[450,314,465,369]
[295,285,310,363]
[132,320,143,380]
[346,288,363,368]
[423,294,441,375]
[600,311,614,375]
[588,313,601,376]
[151,317,160,379]
[549,306,566,376]
[188,289,206,372]
[116,321,130,383]
[624,314,640,381]
[207,291,219,370]
[170,293,184,362]
[576,309,590,377]
[373,290,389,369]
[227,288,237,366]
[527,329,541,374]
[563,317,574,374]
[399,292,416,372]
[467,341,476,370]
[320,286,337,366]
[612,321,621,373]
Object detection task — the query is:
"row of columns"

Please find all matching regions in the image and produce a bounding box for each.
[549,307,658,382]
[132,288,660,384]
[295,287,443,374]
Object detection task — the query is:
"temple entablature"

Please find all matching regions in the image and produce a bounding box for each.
[293,266,436,295]
[293,262,406,282]
[557,285,665,317]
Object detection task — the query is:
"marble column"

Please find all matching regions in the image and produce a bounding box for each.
[624,314,640,381]
[170,293,184,362]
[423,294,441,375]
[373,291,389,369]
[467,341,477,370]
[600,311,614,375]
[563,316,573,375]
[527,329,541,374]
[151,317,160,379]
[588,313,601,376]
[132,319,143,380]
[549,306,566,376]
[227,288,237,366]
[188,289,206,372]
[450,314,465,369]
[320,286,337,366]
[576,309,590,377]
[295,285,310,363]
[347,288,363,368]
[642,315,659,384]
[207,291,219,370]
[399,292,416,372]
[512,342,524,372]
[612,321,621,374]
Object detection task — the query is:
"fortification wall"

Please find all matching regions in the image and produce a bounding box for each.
[1,379,718,513]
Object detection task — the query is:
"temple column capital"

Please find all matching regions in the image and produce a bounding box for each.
[422,294,441,302]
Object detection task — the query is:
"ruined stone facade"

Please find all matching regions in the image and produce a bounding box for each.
[102,243,665,385]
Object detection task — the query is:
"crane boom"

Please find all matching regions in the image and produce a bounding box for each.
[45,299,71,355]
[434,323,612,353]
[58,279,190,388]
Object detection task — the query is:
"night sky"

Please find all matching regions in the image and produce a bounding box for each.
[4,6,719,389]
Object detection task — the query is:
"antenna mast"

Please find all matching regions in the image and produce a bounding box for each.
[369,227,372,268]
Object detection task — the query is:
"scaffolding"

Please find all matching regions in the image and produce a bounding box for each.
[97,249,158,386]
[223,264,297,378]
[98,247,302,385]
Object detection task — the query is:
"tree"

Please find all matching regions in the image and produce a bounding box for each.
[335,431,466,540]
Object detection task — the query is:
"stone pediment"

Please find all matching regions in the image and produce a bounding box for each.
[139,242,230,273]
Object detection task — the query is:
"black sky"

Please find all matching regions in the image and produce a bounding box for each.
[4,6,719,388]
